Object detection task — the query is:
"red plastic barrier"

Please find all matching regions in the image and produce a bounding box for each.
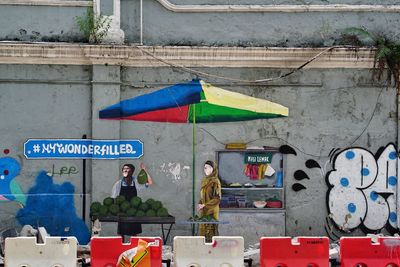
[340,236,400,267]
[91,236,162,267]
[260,237,329,267]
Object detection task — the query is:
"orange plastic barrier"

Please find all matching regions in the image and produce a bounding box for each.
[340,236,400,267]
[260,236,329,267]
[90,236,162,267]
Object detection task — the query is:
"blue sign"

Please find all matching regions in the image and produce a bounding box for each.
[24,139,143,159]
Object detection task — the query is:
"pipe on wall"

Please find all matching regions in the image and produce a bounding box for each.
[0,0,92,6]
[155,0,400,13]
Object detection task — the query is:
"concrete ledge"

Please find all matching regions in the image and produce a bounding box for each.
[1,1,398,13]
[0,42,375,68]
[155,0,400,13]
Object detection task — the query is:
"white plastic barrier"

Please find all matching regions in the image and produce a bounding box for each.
[174,236,244,267]
[5,236,77,267]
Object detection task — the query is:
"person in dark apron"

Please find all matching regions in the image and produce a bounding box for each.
[111,163,153,242]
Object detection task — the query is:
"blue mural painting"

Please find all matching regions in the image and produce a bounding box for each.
[0,157,26,204]
[16,171,90,244]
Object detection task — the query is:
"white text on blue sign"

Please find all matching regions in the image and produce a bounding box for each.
[24,139,143,159]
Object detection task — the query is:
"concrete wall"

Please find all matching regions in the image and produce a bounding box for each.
[121,0,400,46]
[117,67,397,243]
[0,5,86,42]
[0,0,399,247]
[0,64,92,237]
[0,62,397,245]
[0,1,399,45]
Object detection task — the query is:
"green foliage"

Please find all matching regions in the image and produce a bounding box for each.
[343,27,400,89]
[75,7,111,43]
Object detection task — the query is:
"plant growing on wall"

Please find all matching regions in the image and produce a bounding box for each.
[343,27,400,92]
[75,7,112,44]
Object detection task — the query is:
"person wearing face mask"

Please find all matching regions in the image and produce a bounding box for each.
[197,160,222,242]
[111,163,153,241]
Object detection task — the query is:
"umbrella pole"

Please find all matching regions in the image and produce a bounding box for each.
[192,104,196,235]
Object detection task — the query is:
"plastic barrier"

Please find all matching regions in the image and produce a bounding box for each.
[340,236,400,267]
[173,236,244,267]
[90,236,162,267]
[5,236,77,267]
[260,236,329,267]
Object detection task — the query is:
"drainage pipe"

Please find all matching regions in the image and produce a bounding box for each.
[155,0,400,13]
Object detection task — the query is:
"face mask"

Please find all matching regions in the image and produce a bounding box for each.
[204,164,213,176]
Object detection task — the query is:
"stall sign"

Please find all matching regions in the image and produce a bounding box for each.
[244,152,272,164]
[24,139,143,159]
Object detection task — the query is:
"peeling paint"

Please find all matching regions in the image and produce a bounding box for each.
[160,162,190,181]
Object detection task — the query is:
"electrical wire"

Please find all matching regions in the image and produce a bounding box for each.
[133,44,390,158]
[134,45,355,84]
[346,84,387,147]
[198,84,390,158]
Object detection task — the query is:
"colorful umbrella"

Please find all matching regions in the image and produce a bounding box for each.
[99,79,289,220]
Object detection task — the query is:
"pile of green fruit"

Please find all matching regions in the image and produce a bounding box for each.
[188,215,217,222]
[90,196,169,218]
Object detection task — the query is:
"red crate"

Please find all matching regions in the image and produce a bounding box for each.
[91,236,162,267]
[260,237,329,267]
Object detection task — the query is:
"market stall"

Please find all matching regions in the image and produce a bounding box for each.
[216,147,286,247]
[90,194,174,244]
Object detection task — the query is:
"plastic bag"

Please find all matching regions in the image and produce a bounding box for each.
[137,169,148,184]
[117,239,152,267]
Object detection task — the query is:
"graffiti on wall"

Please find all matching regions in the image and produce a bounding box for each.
[160,162,190,182]
[327,144,397,233]
[0,149,26,205]
[0,149,90,244]
[47,164,79,177]
[281,143,399,238]
[17,171,90,244]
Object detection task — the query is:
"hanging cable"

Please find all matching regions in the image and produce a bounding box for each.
[134,45,356,84]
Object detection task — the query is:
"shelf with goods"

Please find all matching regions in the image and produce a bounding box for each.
[216,148,286,241]
[221,187,283,191]
[216,148,285,210]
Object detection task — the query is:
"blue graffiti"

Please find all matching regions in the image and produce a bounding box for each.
[0,157,26,204]
[16,171,90,244]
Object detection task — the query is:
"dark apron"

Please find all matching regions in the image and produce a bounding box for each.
[118,184,142,236]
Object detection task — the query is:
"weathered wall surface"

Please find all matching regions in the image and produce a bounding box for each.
[0,64,92,243]
[0,5,86,42]
[0,0,399,247]
[0,1,399,45]
[114,66,398,243]
[121,0,400,46]
[0,62,397,244]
